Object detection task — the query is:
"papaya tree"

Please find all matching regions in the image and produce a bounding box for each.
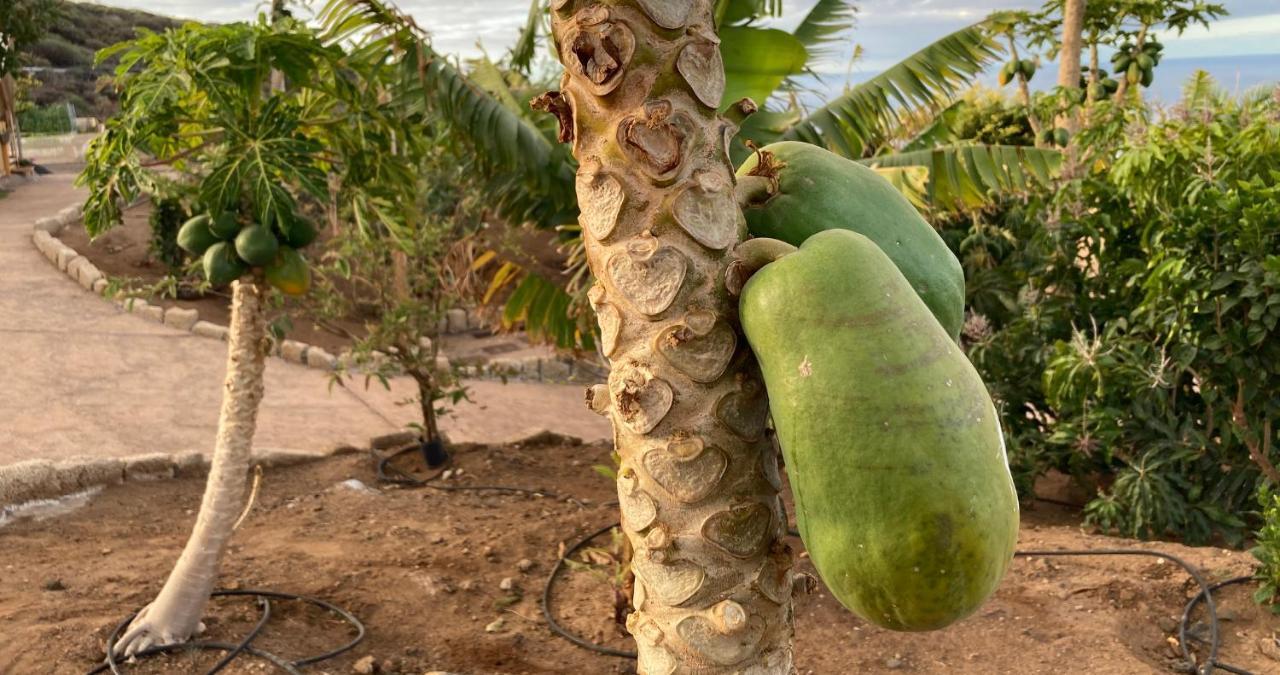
[78,16,407,654]
[532,3,794,670]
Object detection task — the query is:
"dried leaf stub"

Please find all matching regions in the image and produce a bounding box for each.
[609,363,675,434]
[561,6,634,96]
[530,90,574,144]
[642,439,729,503]
[575,166,626,241]
[606,235,687,316]
[618,100,690,184]
[587,284,622,357]
[677,37,725,109]
[635,0,694,29]
[702,502,772,558]
[656,310,736,382]
[673,170,741,251]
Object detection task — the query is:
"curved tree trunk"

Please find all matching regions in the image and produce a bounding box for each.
[114,279,268,656]
[538,1,794,672]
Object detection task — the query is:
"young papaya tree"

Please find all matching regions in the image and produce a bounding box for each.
[78,15,405,654]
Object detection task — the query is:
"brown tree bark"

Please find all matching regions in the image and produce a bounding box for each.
[537,1,794,672]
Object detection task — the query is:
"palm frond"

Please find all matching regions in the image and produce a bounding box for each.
[507,0,545,74]
[783,21,1002,158]
[319,0,577,227]
[792,0,857,60]
[862,144,1061,211]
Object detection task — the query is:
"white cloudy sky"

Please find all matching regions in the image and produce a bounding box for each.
[89,0,1280,76]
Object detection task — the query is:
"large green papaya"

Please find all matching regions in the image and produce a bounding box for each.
[740,229,1018,631]
[737,141,966,339]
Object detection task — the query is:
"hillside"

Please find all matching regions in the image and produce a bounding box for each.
[24,1,183,119]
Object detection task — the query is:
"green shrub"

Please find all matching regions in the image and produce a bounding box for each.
[17,103,72,134]
[1252,485,1280,613]
[148,198,188,274]
[961,76,1280,545]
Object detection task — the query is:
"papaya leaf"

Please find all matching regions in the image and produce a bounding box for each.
[719,26,807,109]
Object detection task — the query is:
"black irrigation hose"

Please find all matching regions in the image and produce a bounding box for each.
[1180,575,1257,675]
[540,523,639,660]
[88,589,365,675]
[542,524,1260,674]
[374,445,566,501]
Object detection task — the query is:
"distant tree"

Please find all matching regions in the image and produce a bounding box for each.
[0,0,59,76]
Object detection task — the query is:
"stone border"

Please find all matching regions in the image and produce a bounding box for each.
[28,202,608,385]
[0,428,586,512]
[0,446,361,513]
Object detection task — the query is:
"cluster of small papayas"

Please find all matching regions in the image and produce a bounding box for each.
[177,209,315,295]
[735,142,1020,632]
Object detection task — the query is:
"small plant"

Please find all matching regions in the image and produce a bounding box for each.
[1252,485,1280,613]
[147,196,188,274]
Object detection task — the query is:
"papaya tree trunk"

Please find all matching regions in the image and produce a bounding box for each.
[1057,0,1086,132]
[537,2,793,672]
[114,279,268,656]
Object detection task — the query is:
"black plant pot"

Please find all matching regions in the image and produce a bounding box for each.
[420,437,448,468]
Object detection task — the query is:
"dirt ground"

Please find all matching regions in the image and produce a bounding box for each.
[2,440,1279,675]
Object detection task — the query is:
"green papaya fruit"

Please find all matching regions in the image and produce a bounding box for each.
[1127,62,1141,85]
[1053,128,1070,147]
[737,142,966,339]
[1088,82,1106,101]
[1136,53,1154,70]
[1112,54,1131,73]
[234,225,280,267]
[1102,77,1120,93]
[997,61,1015,86]
[1140,66,1154,88]
[202,241,248,287]
[265,246,311,296]
[279,216,318,249]
[740,229,1019,631]
[1018,59,1036,79]
[1037,128,1053,146]
[176,214,220,255]
[209,211,241,239]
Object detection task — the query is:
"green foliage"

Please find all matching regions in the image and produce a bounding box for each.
[148,197,189,274]
[0,0,60,76]
[1252,485,1280,613]
[19,1,180,119]
[964,76,1280,545]
[16,103,73,135]
[780,23,1001,159]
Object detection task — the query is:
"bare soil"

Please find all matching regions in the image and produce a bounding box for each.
[2,441,1278,675]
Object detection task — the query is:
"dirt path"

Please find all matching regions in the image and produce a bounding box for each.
[0,167,608,469]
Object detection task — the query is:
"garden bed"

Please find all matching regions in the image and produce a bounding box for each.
[2,440,1277,674]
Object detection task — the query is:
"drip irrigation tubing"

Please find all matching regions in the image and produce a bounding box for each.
[542,524,1261,674]
[87,589,365,675]
[374,445,567,501]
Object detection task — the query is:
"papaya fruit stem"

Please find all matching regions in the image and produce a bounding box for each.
[727,238,797,295]
[735,174,776,209]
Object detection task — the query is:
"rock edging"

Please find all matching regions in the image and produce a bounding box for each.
[28,202,608,385]
[0,446,360,513]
